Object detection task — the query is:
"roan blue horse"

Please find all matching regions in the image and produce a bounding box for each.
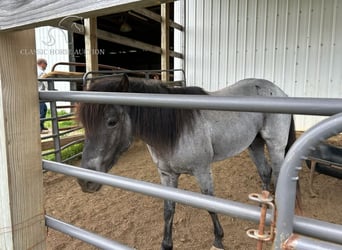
[77,75,301,250]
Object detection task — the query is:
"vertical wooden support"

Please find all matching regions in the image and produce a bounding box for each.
[0,30,45,249]
[84,17,99,73]
[161,3,170,81]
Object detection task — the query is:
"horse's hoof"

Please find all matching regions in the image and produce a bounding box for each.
[210,246,224,250]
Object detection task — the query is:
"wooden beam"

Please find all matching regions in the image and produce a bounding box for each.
[97,29,161,54]
[0,30,45,249]
[0,0,175,31]
[161,3,170,81]
[84,17,99,72]
[57,21,183,59]
[133,8,184,31]
[97,29,182,58]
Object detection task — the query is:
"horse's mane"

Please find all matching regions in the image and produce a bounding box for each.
[77,75,208,152]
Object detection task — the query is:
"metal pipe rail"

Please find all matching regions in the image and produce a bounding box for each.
[62,151,83,163]
[43,161,342,246]
[83,69,185,82]
[38,77,83,82]
[45,215,134,250]
[40,90,342,248]
[40,91,342,116]
[283,235,342,250]
[51,61,123,72]
[274,112,342,249]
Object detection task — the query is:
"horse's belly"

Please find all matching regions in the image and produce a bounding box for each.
[212,141,251,162]
[207,112,263,162]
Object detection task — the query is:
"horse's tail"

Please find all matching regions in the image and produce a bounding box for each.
[285,116,296,153]
[286,116,303,215]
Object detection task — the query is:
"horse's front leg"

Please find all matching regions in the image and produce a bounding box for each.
[162,199,176,250]
[195,171,224,250]
[158,169,179,250]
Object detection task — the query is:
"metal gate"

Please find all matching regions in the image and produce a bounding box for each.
[40,81,342,249]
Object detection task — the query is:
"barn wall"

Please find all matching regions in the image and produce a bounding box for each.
[35,26,71,110]
[183,0,342,130]
[35,27,70,80]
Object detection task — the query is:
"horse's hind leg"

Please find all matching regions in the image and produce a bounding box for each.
[248,135,272,190]
[261,114,291,187]
[195,171,224,249]
[158,169,179,250]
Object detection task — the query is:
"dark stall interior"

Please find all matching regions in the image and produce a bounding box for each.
[71,5,174,72]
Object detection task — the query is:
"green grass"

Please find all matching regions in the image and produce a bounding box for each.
[43,142,84,162]
[44,109,78,129]
[43,109,83,163]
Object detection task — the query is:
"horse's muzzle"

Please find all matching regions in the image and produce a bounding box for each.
[77,179,102,193]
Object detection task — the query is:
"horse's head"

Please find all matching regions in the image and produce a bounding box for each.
[77,75,133,192]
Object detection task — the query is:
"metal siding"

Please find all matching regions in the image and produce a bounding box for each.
[228,0,239,83]
[195,0,205,88]
[174,0,185,81]
[211,0,221,90]
[184,0,342,130]
[218,0,230,89]
[35,26,70,77]
[203,0,213,90]
[35,26,71,110]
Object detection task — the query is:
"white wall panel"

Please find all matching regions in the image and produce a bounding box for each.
[35,26,71,110]
[184,0,342,130]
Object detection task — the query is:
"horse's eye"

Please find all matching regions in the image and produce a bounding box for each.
[107,118,118,128]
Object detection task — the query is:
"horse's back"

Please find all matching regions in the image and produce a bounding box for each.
[203,78,291,161]
[211,78,288,97]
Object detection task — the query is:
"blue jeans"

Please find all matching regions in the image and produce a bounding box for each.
[40,102,47,130]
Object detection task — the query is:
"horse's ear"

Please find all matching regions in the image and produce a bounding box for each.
[118,74,129,92]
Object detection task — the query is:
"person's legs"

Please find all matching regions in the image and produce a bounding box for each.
[40,102,48,131]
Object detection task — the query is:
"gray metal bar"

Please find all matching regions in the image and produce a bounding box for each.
[293,216,342,245]
[38,78,83,82]
[274,112,342,249]
[284,235,342,250]
[47,80,62,162]
[60,138,84,151]
[42,160,342,245]
[45,215,134,250]
[82,69,186,88]
[40,91,342,116]
[62,151,83,163]
[43,160,264,222]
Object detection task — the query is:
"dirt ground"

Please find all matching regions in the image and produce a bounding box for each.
[44,136,342,250]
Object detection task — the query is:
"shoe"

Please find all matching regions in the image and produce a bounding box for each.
[42,127,49,131]
[40,130,49,134]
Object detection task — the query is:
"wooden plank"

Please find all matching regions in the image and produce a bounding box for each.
[133,8,184,31]
[0,0,175,31]
[84,17,99,72]
[97,28,161,54]
[98,29,182,58]
[0,29,45,249]
[133,8,162,22]
[161,3,170,81]
[57,20,183,59]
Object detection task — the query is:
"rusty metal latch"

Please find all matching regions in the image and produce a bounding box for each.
[246,191,276,249]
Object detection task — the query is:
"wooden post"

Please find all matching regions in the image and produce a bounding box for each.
[161,3,170,81]
[84,17,99,73]
[0,30,46,249]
